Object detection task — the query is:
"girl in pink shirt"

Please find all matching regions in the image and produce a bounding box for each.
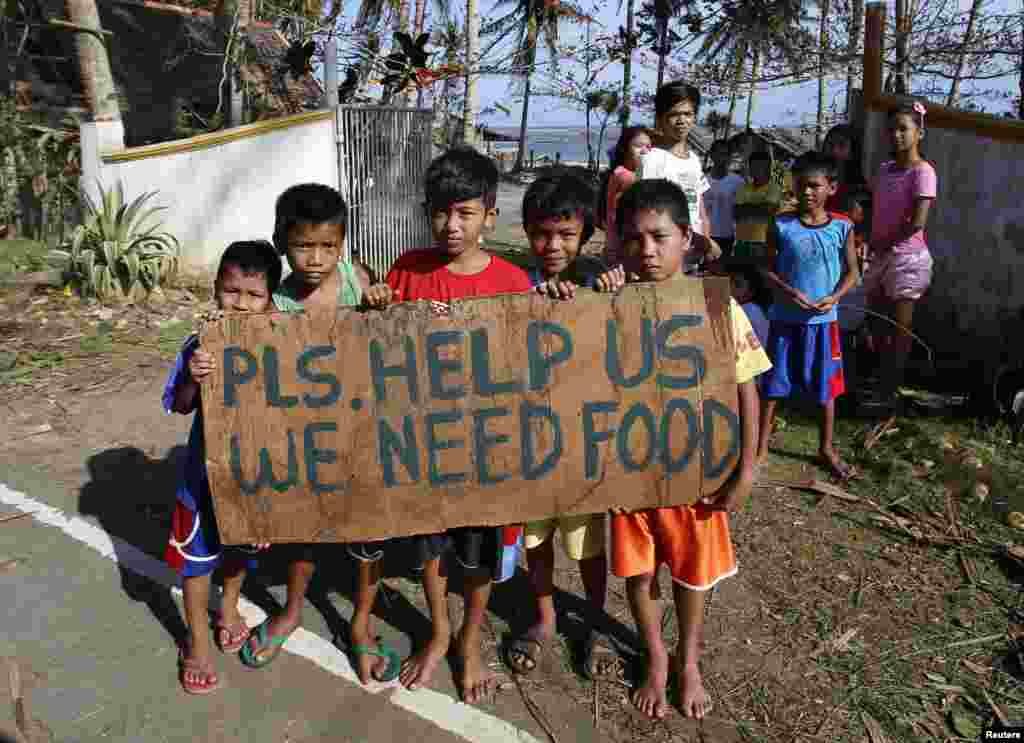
[600,126,653,265]
[865,100,937,403]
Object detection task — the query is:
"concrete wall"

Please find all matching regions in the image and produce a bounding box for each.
[863,109,1024,380]
[79,111,337,273]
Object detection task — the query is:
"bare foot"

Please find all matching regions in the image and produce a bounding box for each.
[676,662,712,719]
[455,629,498,704]
[350,615,390,685]
[400,632,450,691]
[818,447,857,481]
[632,647,669,719]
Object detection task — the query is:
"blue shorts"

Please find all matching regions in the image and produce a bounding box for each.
[761,321,846,404]
[165,500,259,579]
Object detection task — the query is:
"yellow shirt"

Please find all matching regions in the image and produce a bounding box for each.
[730,297,772,384]
[734,181,783,243]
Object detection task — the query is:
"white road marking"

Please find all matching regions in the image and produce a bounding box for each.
[0,483,540,743]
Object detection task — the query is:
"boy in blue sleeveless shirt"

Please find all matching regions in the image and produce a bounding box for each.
[756,152,860,480]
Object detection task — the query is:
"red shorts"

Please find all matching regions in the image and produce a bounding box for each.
[611,505,737,591]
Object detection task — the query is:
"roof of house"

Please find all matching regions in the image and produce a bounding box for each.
[726,126,818,159]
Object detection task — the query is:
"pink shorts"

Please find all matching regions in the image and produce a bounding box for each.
[863,249,933,301]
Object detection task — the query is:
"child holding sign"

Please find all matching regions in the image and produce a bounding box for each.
[163,240,280,694]
[240,184,394,673]
[506,172,622,678]
[595,178,771,720]
[362,147,532,703]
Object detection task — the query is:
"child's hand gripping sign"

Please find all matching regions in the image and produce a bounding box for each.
[198,279,740,545]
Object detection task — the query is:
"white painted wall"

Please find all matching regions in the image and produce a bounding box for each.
[80,115,338,273]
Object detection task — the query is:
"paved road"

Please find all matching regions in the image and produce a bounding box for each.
[0,374,600,743]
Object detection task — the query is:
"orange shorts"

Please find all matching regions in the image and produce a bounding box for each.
[611,505,737,591]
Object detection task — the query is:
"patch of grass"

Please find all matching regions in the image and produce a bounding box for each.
[79,331,114,356]
[0,349,65,384]
[157,319,193,357]
[0,239,49,278]
[764,397,1024,742]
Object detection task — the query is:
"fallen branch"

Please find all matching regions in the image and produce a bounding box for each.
[760,479,860,503]
[864,416,897,451]
[0,511,33,524]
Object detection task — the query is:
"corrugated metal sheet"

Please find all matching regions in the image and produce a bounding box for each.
[336,105,433,278]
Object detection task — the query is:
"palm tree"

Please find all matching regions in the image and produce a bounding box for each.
[620,0,635,125]
[483,0,570,170]
[65,0,119,123]
[694,0,806,138]
[431,0,465,142]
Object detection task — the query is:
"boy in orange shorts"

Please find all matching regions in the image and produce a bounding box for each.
[595,178,770,720]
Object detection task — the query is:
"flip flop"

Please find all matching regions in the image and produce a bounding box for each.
[582,633,623,682]
[214,619,251,654]
[351,640,402,683]
[505,636,545,676]
[817,453,858,482]
[179,648,221,695]
[240,618,294,669]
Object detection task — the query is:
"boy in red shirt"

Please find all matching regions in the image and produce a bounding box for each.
[352,147,532,703]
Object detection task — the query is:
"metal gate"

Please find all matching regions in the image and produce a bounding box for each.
[336,105,435,280]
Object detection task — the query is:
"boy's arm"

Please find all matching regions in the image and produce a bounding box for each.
[815,227,861,312]
[700,378,758,511]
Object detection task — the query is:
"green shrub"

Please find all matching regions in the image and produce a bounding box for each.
[49,180,179,301]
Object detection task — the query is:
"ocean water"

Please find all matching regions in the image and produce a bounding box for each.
[488,126,624,166]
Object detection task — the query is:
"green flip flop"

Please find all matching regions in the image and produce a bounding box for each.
[240,619,294,669]
[351,640,402,683]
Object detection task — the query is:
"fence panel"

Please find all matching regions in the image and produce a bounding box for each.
[336,106,434,280]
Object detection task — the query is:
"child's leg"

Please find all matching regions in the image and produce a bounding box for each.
[579,553,608,616]
[351,557,390,684]
[881,298,916,395]
[756,398,778,463]
[671,582,712,719]
[508,538,557,673]
[215,556,250,651]
[181,573,218,689]
[626,571,670,719]
[399,556,451,690]
[455,566,498,704]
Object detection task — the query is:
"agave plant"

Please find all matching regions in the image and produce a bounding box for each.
[49,180,179,301]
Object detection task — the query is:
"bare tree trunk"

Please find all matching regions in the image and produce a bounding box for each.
[725,43,744,138]
[619,0,635,126]
[584,18,595,168]
[656,15,668,88]
[945,0,982,107]
[1019,3,1024,118]
[412,0,427,106]
[745,48,759,129]
[461,0,478,146]
[65,0,120,121]
[513,58,532,171]
[846,0,863,115]
[816,0,830,148]
[893,0,909,94]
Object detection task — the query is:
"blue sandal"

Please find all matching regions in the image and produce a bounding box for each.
[240,619,294,669]
[351,640,401,683]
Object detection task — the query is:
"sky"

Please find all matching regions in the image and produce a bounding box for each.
[472,0,854,130]
[326,0,1018,131]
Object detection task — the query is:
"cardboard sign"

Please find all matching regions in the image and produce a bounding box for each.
[200,278,740,544]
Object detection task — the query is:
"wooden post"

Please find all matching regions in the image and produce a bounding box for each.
[863,0,885,105]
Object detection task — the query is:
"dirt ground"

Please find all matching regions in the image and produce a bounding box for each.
[4,267,1024,743]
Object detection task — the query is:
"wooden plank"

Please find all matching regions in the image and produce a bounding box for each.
[201,278,741,544]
